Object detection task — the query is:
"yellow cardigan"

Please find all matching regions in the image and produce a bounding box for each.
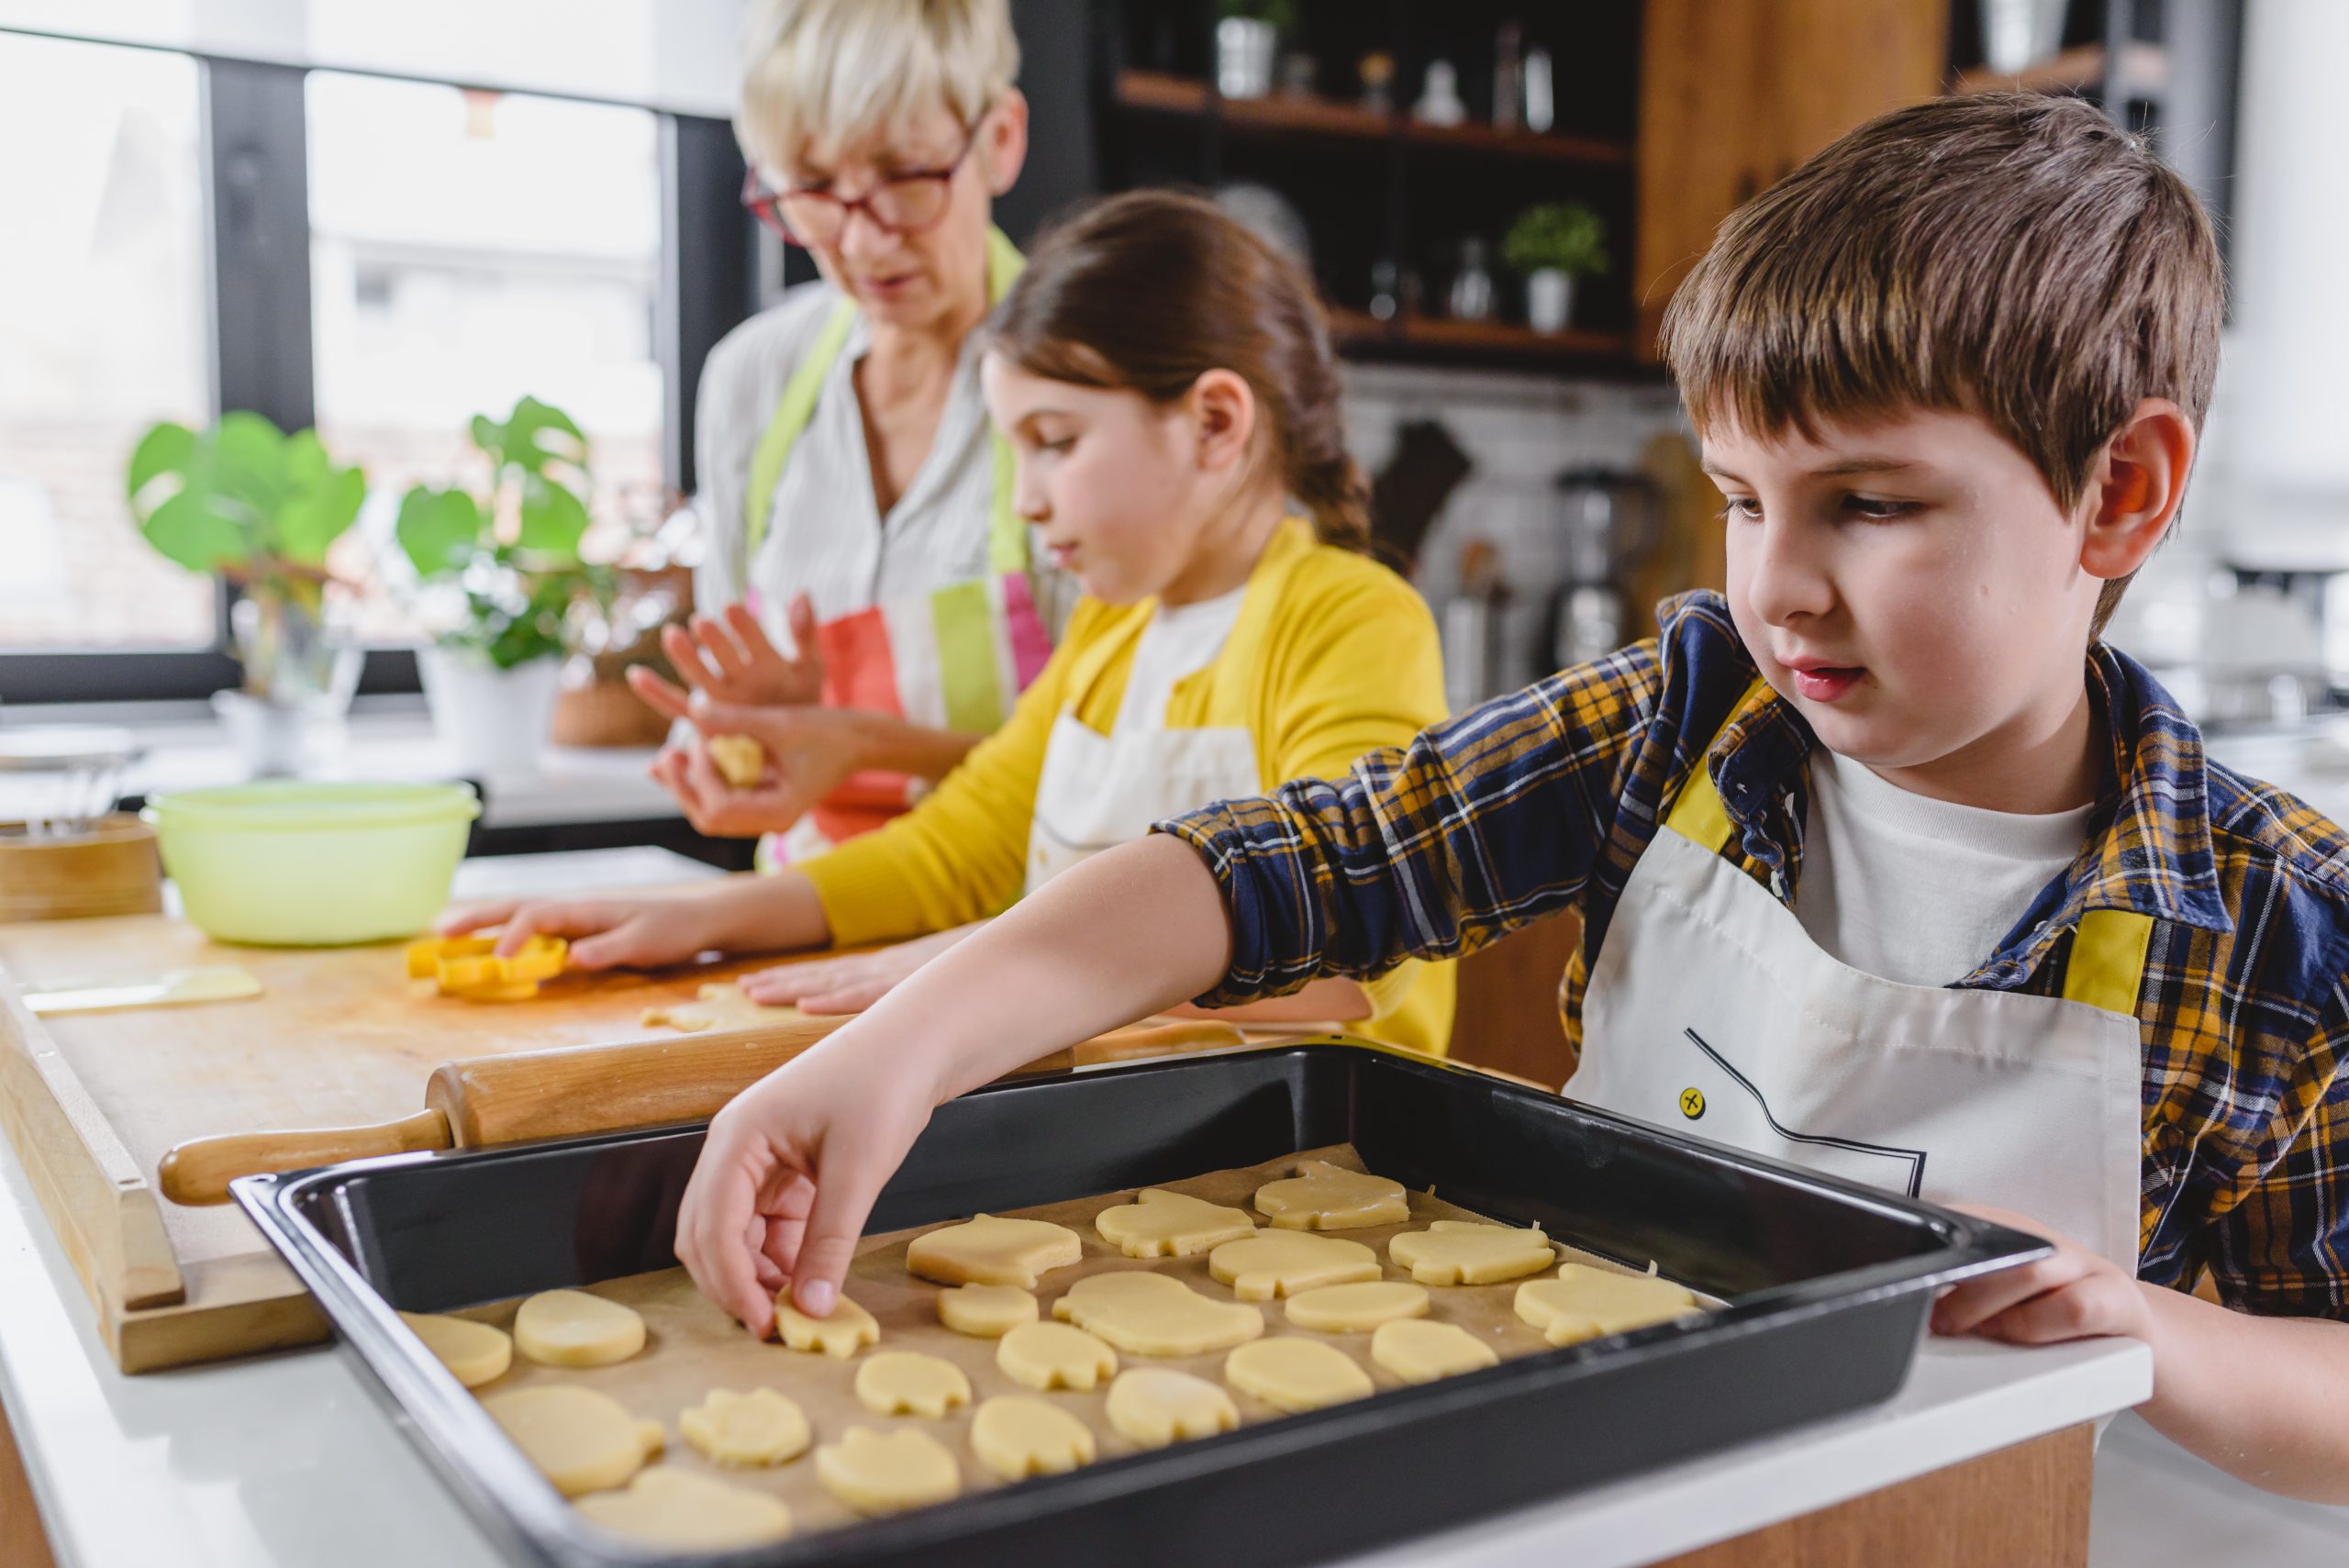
[800,517,1455,1056]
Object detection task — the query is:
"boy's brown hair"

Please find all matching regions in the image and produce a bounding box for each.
[1659,93,2224,634]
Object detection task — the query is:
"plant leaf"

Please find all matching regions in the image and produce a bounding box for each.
[139,487,251,573]
[395,486,484,578]
[125,422,196,510]
[515,472,590,559]
[210,411,291,517]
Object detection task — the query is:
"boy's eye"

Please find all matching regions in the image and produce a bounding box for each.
[1845,495,1917,520]
[1720,496,1762,521]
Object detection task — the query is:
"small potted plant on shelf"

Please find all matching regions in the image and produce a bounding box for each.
[1502,202,1610,334]
[1216,0,1298,100]
[125,413,368,774]
[395,395,614,782]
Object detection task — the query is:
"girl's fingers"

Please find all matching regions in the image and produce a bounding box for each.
[1976,1275,2132,1344]
[691,615,751,681]
[796,982,884,1015]
[789,1148,894,1318]
[741,961,841,1003]
[1931,1251,2094,1336]
[437,898,520,936]
[660,623,726,694]
[679,1126,783,1336]
[627,664,694,722]
[724,602,785,665]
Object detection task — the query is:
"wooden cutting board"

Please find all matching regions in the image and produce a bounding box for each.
[0,899,1282,1373]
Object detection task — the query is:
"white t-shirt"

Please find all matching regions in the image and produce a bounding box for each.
[1795,749,2095,987]
[1111,585,1250,735]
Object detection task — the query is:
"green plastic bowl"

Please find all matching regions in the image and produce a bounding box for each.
[143,781,481,947]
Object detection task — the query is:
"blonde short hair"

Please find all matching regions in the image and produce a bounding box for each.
[737,0,1019,174]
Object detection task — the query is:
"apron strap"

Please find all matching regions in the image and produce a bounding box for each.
[2061,908,2154,1016]
[1662,762,1737,853]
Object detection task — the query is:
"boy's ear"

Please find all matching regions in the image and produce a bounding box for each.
[2079,398,2196,584]
[1185,369,1258,475]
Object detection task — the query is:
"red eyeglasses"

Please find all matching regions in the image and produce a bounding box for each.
[740,122,980,248]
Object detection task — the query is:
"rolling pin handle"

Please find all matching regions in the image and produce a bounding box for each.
[157,1109,452,1206]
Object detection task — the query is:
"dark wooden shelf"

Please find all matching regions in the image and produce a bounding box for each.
[1951,40,2167,98]
[1329,307,1635,368]
[1115,70,1631,168]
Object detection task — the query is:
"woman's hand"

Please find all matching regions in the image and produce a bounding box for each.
[629,595,824,715]
[646,698,875,840]
[1931,1206,2156,1345]
[438,892,735,970]
[742,926,985,1013]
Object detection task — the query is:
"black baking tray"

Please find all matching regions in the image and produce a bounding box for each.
[235,1043,2044,1568]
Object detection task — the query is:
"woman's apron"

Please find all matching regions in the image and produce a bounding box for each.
[740,227,1053,867]
[1573,693,2149,1271]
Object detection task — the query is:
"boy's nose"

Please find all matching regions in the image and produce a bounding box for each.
[1742,517,1836,625]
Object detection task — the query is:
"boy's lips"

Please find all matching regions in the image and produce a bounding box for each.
[1784,659,1865,703]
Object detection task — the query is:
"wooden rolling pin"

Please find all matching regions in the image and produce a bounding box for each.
[158,1015,1250,1205]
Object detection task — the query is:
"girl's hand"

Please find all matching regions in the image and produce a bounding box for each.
[742,926,984,1014]
[646,699,874,840]
[630,595,824,714]
[675,1028,940,1332]
[437,892,729,970]
[1931,1205,2156,1345]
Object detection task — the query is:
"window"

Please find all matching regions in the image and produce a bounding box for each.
[0,34,215,651]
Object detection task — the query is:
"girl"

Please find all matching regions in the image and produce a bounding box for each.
[448,190,1453,1056]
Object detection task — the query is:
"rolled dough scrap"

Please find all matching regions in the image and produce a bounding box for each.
[678,1387,811,1467]
[937,1283,1038,1338]
[1252,1161,1409,1230]
[907,1214,1084,1288]
[1208,1231,1381,1301]
[1514,1265,1701,1346]
[1052,1271,1264,1357]
[575,1467,792,1550]
[1224,1338,1375,1413]
[996,1321,1118,1391]
[1094,1188,1257,1258]
[707,733,767,788]
[513,1289,646,1367]
[1389,1221,1556,1285]
[1371,1318,1499,1383]
[397,1310,511,1388]
[1105,1368,1240,1449]
[773,1293,880,1357]
[482,1385,663,1497]
[816,1426,962,1516]
[969,1396,1097,1481]
[853,1351,973,1418]
[639,1006,713,1032]
[1283,1280,1430,1332]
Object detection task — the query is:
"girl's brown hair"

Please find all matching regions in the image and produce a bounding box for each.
[988,189,1370,551]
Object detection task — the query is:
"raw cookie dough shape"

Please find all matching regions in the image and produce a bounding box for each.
[1052,1271,1265,1357]
[640,1005,713,1032]
[1224,1339,1375,1414]
[816,1427,963,1516]
[969,1396,1098,1481]
[1284,1281,1430,1333]
[1105,1369,1241,1450]
[1094,1187,1258,1258]
[907,1214,1085,1288]
[773,1294,880,1358]
[483,1385,664,1497]
[1371,1318,1499,1384]
[575,1467,793,1551]
[1389,1221,1557,1286]
[1208,1231,1381,1301]
[996,1320,1119,1391]
[707,734,767,789]
[397,1310,511,1388]
[679,1387,811,1467]
[937,1284,1039,1338]
[853,1351,974,1418]
[512,1288,646,1368]
[1514,1265,1701,1346]
[1252,1160,1410,1230]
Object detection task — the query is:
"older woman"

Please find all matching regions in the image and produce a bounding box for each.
[631,0,1072,864]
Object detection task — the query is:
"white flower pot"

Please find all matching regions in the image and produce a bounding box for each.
[1217,18,1277,100]
[417,647,562,783]
[1527,269,1575,334]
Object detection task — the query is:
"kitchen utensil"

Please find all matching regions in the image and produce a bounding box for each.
[0,724,140,840]
[0,815,163,923]
[26,965,262,1016]
[1548,466,1662,669]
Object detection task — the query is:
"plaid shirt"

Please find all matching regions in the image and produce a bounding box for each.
[1160,590,2349,1317]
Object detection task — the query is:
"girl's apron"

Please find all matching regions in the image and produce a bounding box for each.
[740,227,1053,868]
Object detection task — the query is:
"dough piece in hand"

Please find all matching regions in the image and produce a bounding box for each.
[907,1214,1084,1288]
[937,1284,1038,1338]
[1252,1161,1410,1230]
[707,734,767,789]
[1514,1265,1701,1346]
[1095,1188,1257,1258]
[1225,1339,1375,1414]
[1052,1271,1264,1357]
[1389,1221,1557,1286]
[816,1427,962,1516]
[1284,1281,1430,1333]
[513,1288,646,1367]
[970,1396,1097,1481]
[575,1467,792,1550]
[1371,1318,1499,1384]
[1208,1231,1381,1301]
[398,1310,511,1388]
[774,1293,880,1358]
[1105,1369,1240,1450]
[679,1388,811,1467]
[853,1351,973,1418]
[483,1385,664,1497]
[996,1321,1118,1391]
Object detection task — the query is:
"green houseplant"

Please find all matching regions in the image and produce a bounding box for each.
[396,395,614,779]
[1502,203,1610,334]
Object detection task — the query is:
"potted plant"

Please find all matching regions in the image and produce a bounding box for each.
[1502,203,1610,334]
[1216,0,1297,100]
[396,395,613,781]
[125,413,368,773]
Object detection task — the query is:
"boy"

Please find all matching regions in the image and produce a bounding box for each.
[674,95,2349,1498]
